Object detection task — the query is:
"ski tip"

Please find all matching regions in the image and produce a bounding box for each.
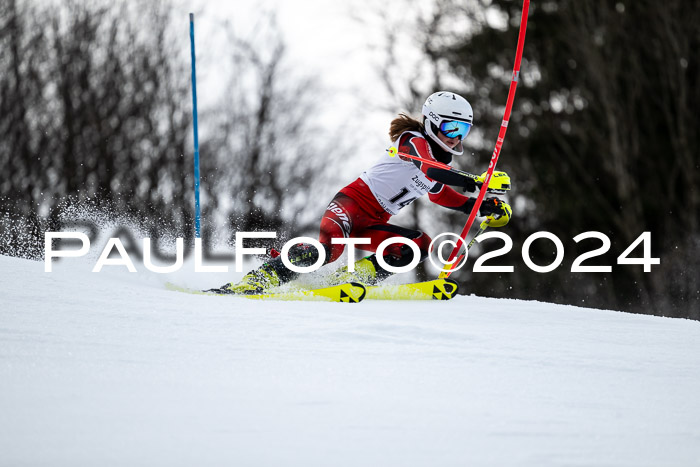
[349,282,367,302]
[435,278,459,300]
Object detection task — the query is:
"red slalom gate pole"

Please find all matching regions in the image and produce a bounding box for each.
[439,0,530,279]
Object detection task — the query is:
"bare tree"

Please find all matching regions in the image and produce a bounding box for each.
[0,0,193,257]
[203,14,343,246]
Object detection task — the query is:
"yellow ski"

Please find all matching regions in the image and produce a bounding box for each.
[166,281,367,303]
[365,278,459,301]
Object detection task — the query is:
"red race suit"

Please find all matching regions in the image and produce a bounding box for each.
[319,131,476,263]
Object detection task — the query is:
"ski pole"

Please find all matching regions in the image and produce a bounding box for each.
[438,0,530,279]
[449,220,490,272]
[189,13,201,239]
[388,147,481,182]
[387,146,511,193]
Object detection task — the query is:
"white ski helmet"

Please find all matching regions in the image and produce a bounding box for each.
[422,91,473,155]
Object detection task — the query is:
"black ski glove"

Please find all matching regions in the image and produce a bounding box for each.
[460,176,480,193]
[479,197,506,217]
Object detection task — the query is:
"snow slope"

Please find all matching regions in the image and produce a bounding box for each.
[1,254,699,467]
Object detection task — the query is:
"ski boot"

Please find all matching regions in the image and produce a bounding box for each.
[212,243,321,295]
[327,244,426,286]
[327,255,390,286]
[213,263,281,295]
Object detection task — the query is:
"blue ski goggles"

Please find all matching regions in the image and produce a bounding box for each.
[439,120,472,140]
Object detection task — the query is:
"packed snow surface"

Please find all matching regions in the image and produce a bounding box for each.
[1,254,699,466]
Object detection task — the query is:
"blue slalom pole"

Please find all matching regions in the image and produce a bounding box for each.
[189,13,201,238]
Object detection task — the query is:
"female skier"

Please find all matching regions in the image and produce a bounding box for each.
[217,91,512,294]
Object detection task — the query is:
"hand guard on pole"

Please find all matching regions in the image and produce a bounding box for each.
[484,200,512,228]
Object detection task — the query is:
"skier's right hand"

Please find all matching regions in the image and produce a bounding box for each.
[459,176,480,193]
